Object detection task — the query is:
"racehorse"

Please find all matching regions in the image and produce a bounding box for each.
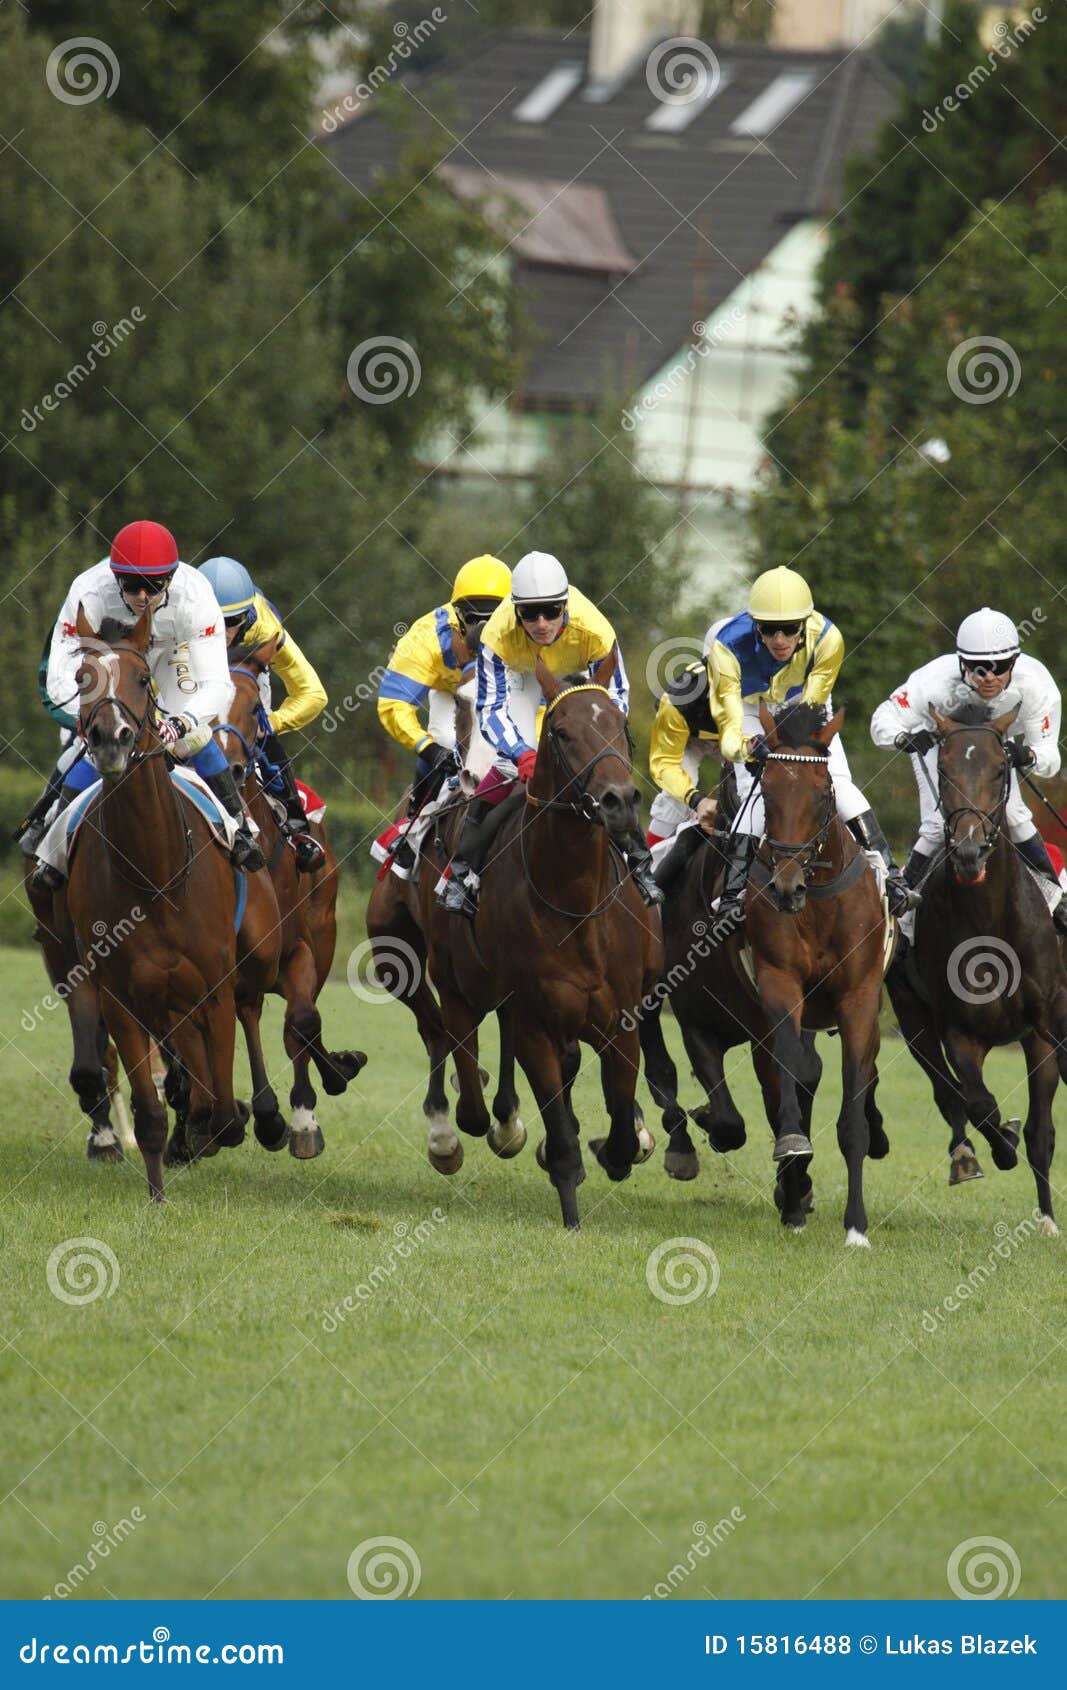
[214,645,366,1157]
[886,701,1067,1234]
[430,653,660,1229]
[365,683,524,1175]
[66,605,268,1199]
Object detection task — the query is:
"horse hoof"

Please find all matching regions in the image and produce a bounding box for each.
[773,1133,813,1162]
[990,1120,1020,1171]
[634,1122,656,1164]
[289,1126,325,1160]
[86,1133,123,1164]
[428,1142,464,1175]
[488,1115,526,1159]
[588,1137,632,1182]
[691,1104,746,1153]
[320,1050,367,1096]
[784,1219,806,1234]
[868,1131,890,1160]
[949,1147,984,1185]
[536,1138,585,1186]
[844,1228,871,1249]
[163,1136,196,1166]
[254,1111,290,1152]
[664,1150,699,1181]
[1037,1214,1060,1238]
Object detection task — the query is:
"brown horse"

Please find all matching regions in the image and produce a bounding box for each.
[428,654,660,1229]
[214,648,366,1157]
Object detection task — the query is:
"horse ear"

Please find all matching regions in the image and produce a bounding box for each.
[813,706,845,746]
[75,601,97,639]
[537,656,561,702]
[931,707,952,737]
[130,607,152,651]
[758,701,777,743]
[593,646,617,690]
[991,702,1021,737]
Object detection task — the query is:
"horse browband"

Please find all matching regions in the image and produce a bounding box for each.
[543,682,613,717]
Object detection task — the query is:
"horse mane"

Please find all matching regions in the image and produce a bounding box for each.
[229,639,272,672]
[94,616,136,645]
[769,700,830,752]
[944,699,994,727]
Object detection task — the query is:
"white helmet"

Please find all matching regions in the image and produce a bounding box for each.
[511,551,568,605]
[956,607,1020,663]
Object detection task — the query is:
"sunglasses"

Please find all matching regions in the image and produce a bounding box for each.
[115,573,171,597]
[962,658,1015,678]
[516,601,566,624]
[756,620,804,639]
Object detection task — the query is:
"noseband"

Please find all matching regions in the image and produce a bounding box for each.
[758,748,835,881]
[934,725,1010,863]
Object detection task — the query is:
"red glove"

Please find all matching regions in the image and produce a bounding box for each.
[517,749,538,784]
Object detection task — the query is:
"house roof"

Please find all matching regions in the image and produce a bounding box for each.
[325,30,898,406]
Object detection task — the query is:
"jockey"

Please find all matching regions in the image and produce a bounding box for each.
[870,606,1067,931]
[377,554,511,871]
[646,659,720,886]
[25,520,264,888]
[710,565,912,931]
[438,551,662,917]
[198,556,327,875]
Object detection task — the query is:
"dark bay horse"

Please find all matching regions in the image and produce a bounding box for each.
[66,606,270,1199]
[215,648,366,1158]
[430,654,661,1229]
[887,701,1067,1234]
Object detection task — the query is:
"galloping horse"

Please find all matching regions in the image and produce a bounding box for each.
[365,683,524,1175]
[887,701,1067,1233]
[430,654,660,1229]
[215,646,366,1157]
[66,606,271,1199]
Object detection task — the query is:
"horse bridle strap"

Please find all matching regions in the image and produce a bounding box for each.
[758,746,835,876]
[528,684,630,825]
[543,682,613,716]
[77,642,168,762]
[934,724,1010,855]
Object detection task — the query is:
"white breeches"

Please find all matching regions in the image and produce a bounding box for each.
[911,748,1036,854]
[730,705,866,836]
[649,743,703,839]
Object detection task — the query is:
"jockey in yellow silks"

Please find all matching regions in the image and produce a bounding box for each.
[198,556,327,874]
[708,565,912,932]
[437,551,662,917]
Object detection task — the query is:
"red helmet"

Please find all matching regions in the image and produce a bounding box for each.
[109,520,180,576]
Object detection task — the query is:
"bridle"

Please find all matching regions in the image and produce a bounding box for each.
[929,724,1010,865]
[757,747,836,882]
[525,684,632,825]
[217,662,270,783]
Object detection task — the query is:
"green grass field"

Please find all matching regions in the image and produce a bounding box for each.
[1,937,1064,1603]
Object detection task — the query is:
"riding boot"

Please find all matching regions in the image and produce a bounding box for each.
[273,756,326,874]
[847,809,918,915]
[624,831,664,906]
[713,831,757,937]
[29,783,84,891]
[903,847,936,889]
[16,762,68,856]
[1013,832,1067,933]
[438,798,492,917]
[653,821,706,893]
[204,768,267,872]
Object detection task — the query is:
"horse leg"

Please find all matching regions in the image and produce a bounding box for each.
[65,984,121,1163]
[102,997,168,1201]
[751,1037,812,1223]
[102,1031,136,1153]
[562,1040,581,1131]
[943,1028,1020,1171]
[401,976,462,1176]
[589,1031,643,1181]
[281,940,327,1159]
[521,1026,583,1229]
[488,1004,526,1160]
[438,988,491,1140]
[835,993,878,1247]
[757,976,814,1231]
[639,999,697,1179]
[1021,1032,1059,1236]
[864,1061,889,1160]
[237,1000,289,1151]
[887,965,980,1180]
[681,1020,747,1152]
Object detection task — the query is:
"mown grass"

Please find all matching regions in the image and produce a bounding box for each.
[1,944,1064,1602]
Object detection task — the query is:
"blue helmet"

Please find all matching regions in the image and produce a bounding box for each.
[199,556,257,619]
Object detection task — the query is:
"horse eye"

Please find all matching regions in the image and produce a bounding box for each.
[139,674,150,689]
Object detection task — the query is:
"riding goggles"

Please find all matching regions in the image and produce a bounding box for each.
[960,656,1016,678]
[114,571,174,598]
[516,600,567,624]
[755,619,804,639]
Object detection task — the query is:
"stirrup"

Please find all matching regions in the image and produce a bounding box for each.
[292,832,326,874]
[632,862,664,906]
[438,868,478,918]
[232,830,266,872]
[31,861,66,892]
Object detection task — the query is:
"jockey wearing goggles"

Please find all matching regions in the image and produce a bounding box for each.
[198,556,327,875]
[438,552,662,918]
[708,565,912,931]
[871,607,1067,931]
[21,521,264,885]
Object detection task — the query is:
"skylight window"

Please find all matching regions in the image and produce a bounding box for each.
[730,71,815,138]
[513,62,584,124]
[645,67,732,133]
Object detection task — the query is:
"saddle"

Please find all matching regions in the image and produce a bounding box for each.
[37,766,238,879]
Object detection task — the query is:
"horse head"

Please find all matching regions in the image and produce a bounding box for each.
[74,602,154,779]
[218,639,276,788]
[931,701,1019,885]
[534,649,638,842]
[757,700,843,913]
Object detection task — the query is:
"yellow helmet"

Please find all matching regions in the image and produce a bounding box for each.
[452,554,511,604]
[747,566,813,623]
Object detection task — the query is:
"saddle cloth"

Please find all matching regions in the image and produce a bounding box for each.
[371,784,455,881]
[36,766,237,876]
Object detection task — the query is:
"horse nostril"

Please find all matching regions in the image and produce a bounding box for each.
[117,723,134,745]
[601,790,622,810]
